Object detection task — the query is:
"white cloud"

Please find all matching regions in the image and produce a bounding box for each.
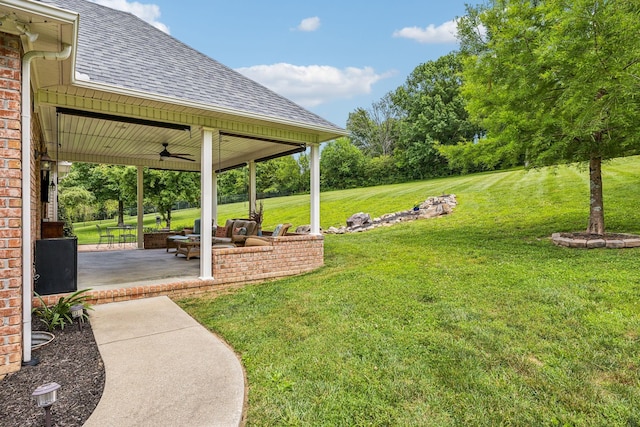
[89,0,170,33]
[236,63,392,107]
[392,19,458,44]
[296,16,321,32]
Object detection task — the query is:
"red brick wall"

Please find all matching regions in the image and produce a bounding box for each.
[0,33,23,377]
[212,235,324,284]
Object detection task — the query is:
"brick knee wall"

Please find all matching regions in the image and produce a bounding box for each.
[212,234,324,284]
[34,235,325,307]
[0,33,23,377]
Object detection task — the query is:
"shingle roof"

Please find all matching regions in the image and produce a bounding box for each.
[40,0,343,132]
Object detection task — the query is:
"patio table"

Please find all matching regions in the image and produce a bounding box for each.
[107,225,136,247]
[175,240,200,260]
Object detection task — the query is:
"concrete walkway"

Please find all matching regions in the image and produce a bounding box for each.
[83,296,245,427]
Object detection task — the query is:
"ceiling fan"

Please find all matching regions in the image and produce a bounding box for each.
[158,143,195,162]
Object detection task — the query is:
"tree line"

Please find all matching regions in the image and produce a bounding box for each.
[59,155,311,227]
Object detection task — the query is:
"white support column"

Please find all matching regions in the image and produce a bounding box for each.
[136,166,144,249]
[200,128,215,280]
[310,144,321,235]
[248,160,256,217]
[212,171,218,226]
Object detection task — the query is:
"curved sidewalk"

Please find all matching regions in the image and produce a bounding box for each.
[84,296,245,427]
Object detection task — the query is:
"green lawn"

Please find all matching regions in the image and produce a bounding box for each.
[177,157,640,426]
[78,157,636,425]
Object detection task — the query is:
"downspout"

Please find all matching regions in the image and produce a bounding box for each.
[22,44,73,364]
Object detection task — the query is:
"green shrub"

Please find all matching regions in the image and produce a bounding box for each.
[33,288,93,332]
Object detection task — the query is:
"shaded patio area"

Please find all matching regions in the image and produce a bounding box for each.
[78,247,199,290]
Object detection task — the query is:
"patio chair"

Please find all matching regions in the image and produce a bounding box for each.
[244,223,292,247]
[96,224,114,247]
[119,225,136,246]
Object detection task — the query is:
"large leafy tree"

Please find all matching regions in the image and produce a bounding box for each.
[60,163,137,224]
[347,93,400,157]
[392,52,482,179]
[320,137,366,190]
[144,169,200,228]
[459,0,640,234]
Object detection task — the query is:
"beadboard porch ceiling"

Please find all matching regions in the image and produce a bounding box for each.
[3,0,345,173]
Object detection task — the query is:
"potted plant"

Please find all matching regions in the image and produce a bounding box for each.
[250,201,264,236]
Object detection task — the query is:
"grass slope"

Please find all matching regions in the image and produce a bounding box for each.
[152,159,640,424]
[179,158,640,426]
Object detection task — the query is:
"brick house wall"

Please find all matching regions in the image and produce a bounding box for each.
[0,33,23,377]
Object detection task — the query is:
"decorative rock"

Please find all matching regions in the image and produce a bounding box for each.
[624,238,640,248]
[606,240,625,249]
[346,212,372,228]
[295,225,311,234]
[552,232,640,249]
[324,195,457,235]
[586,239,606,249]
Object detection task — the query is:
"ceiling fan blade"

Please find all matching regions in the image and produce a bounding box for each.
[169,155,196,162]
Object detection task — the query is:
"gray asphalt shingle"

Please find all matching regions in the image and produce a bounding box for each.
[41,0,343,131]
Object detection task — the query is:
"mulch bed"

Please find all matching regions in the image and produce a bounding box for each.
[0,316,104,426]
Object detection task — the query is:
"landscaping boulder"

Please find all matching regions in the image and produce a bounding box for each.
[346,212,372,228]
[323,194,458,235]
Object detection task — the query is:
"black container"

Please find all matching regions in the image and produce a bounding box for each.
[34,238,78,295]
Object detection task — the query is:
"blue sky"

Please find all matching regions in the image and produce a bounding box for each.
[90,0,476,128]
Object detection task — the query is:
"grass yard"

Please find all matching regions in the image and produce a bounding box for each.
[178,157,640,426]
[171,156,640,426]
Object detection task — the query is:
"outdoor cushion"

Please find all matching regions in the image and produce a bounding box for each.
[245,236,270,247]
[224,219,258,244]
[233,226,247,236]
[215,226,227,237]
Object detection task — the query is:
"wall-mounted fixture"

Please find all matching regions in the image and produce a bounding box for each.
[35,148,53,171]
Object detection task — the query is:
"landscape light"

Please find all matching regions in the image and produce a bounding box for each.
[32,382,61,427]
[70,304,84,331]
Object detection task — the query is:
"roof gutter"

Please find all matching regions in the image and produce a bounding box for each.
[22,43,73,365]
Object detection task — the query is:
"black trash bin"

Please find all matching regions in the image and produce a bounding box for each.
[34,237,78,295]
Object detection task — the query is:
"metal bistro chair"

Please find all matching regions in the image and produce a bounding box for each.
[96,224,114,247]
[119,225,136,246]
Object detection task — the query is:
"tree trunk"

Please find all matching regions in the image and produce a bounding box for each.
[166,209,172,229]
[586,155,605,235]
[117,199,125,227]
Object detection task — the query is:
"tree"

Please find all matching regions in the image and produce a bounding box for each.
[459,0,640,235]
[391,52,483,179]
[347,93,400,157]
[217,169,247,203]
[58,186,95,222]
[60,163,137,224]
[320,138,366,190]
[144,169,200,228]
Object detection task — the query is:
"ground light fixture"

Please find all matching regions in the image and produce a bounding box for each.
[70,304,84,331]
[32,382,61,427]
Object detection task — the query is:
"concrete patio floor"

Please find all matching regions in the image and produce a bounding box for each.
[78,245,200,290]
